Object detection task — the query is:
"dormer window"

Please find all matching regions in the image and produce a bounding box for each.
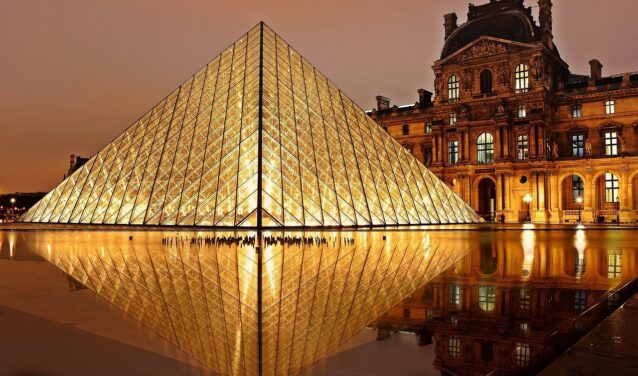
[515,64,529,93]
[448,74,460,101]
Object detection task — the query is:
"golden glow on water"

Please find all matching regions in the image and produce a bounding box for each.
[4,228,468,376]
[521,228,535,279]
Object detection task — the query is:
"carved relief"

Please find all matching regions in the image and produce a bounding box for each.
[459,40,508,61]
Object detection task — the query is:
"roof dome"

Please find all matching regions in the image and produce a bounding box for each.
[441,0,540,59]
[441,10,538,59]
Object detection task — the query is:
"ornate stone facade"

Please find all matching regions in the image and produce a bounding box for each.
[370,0,638,223]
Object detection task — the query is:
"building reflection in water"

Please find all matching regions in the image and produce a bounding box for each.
[376,228,638,375]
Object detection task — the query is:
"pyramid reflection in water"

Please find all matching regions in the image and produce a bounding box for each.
[20,23,480,227]
[32,230,467,376]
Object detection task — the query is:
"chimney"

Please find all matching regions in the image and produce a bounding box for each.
[443,13,458,40]
[376,95,391,111]
[538,0,554,50]
[418,89,433,108]
[589,59,603,81]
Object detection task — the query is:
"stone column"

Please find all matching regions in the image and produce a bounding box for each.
[465,131,470,161]
[496,174,504,213]
[548,172,561,223]
[502,127,510,159]
[432,135,438,163]
[494,127,501,160]
[620,169,631,223]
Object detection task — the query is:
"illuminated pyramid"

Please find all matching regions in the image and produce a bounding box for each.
[20,23,480,227]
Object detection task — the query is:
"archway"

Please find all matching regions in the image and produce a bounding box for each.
[560,174,585,222]
[478,178,496,221]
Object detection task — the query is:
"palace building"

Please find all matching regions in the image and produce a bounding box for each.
[370,0,638,223]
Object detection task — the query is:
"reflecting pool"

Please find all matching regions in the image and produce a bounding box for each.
[374,226,638,376]
[1,225,636,376]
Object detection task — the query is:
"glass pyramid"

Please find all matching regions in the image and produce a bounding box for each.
[20,23,480,228]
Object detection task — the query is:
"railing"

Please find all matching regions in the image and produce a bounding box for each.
[562,210,580,216]
[596,210,619,216]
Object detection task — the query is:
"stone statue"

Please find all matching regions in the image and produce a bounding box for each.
[463,69,473,91]
[499,63,511,86]
[434,74,442,96]
[618,135,626,154]
[552,142,559,159]
[532,56,545,81]
[585,138,592,157]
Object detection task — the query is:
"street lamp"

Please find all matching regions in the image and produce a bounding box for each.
[523,193,532,223]
[575,196,583,224]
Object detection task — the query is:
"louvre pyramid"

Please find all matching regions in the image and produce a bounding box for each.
[30,230,469,376]
[20,22,480,227]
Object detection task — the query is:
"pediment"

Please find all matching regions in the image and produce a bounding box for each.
[437,36,537,66]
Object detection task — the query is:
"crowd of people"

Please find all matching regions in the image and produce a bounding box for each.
[159,234,357,248]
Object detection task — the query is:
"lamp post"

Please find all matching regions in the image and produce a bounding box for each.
[523,193,532,223]
[10,198,16,220]
[576,196,583,224]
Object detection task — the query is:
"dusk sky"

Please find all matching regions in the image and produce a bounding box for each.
[2,0,638,193]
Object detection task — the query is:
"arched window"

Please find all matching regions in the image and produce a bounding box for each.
[448,74,460,101]
[480,69,493,94]
[477,132,494,164]
[515,63,529,93]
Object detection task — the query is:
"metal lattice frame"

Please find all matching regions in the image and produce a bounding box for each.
[20,23,481,228]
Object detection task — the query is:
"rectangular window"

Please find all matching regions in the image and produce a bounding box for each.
[478,285,496,311]
[425,122,432,133]
[605,100,615,115]
[571,134,584,157]
[448,336,461,358]
[572,176,584,201]
[403,308,411,318]
[423,146,432,167]
[605,173,619,203]
[574,291,587,310]
[448,141,458,165]
[519,288,530,310]
[608,253,622,278]
[607,293,620,310]
[402,123,410,135]
[520,322,529,333]
[515,343,531,367]
[449,113,457,126]
[450,284,461,305]
[572,103,582,118]
[604,131,618,156]
[517,134,529,160]
[518,103,527,118]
